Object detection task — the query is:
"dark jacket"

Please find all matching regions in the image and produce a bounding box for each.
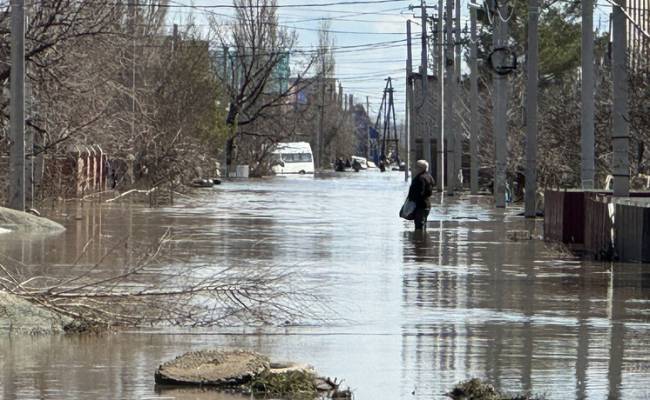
[408,172,435,209]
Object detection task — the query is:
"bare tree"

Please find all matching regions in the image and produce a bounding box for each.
[209,0,315,176]
[1,2,230,203]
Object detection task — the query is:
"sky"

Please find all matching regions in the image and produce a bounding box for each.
[167,0,615,124]
[167,0,415,122]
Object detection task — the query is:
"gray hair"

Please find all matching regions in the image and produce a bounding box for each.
[415,159,429,173]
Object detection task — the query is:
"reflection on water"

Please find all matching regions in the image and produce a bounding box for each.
[1,173,650,399]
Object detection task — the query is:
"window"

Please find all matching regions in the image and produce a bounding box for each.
[299,153,312,162]
[282,153,312,163]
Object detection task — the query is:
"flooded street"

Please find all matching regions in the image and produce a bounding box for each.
[2,172,650,399]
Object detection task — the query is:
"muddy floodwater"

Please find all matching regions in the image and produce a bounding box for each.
[2,172,650,399]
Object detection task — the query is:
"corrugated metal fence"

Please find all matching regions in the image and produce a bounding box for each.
[544,190,650,263]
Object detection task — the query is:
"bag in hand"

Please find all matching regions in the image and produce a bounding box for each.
[399,199,416,220]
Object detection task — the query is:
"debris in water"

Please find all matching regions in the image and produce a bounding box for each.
[154,349,269,387]
[446,378,545,400]
[507,230,532,241]
[155,349,353,399]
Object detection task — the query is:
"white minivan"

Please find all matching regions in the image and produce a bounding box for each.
[271,142,315,175]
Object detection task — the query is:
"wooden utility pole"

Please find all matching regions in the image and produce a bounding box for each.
[581,0,595,189]
[524,0,539,217]
[8,0,25,211]
[406,20,413,182]
[444,0,456,195]
[469,4,479,195]
[612,0,629,196]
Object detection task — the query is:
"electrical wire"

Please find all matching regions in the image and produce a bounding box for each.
[67,0,411,9]
[162,0,413,36]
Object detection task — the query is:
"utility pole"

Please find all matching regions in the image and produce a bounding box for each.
[524,0,539,217]
[366,96,370,159]
[469,4,479,195]
[8,0,25,211]
[406,20,413,182]
[222,45,228,82]
[317,54,325,172]
[437,0,445,191]
[612,0,629,196]
[24,3,32,208]
[444,0,456,196]
[493,1,509,208]
[130,3,136,146]
[454,0,462,191]
[172,24,178,55]
[581,0,595,189]
[25,71,33,208]
[421,0,432,169]
[430,9,438,179]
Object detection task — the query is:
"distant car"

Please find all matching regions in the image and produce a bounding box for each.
[271,142,314,175]
[350,156,369,170]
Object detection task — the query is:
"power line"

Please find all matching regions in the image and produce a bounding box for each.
[72,0,410,9]
[160,0,413,36]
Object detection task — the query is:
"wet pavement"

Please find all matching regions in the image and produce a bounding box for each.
[1,172,650,399]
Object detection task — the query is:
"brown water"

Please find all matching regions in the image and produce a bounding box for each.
[1,172,650,399]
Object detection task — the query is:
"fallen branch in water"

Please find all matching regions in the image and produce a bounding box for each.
[0,230,327,329]
[80,190,118,201]
[105,187,158,203]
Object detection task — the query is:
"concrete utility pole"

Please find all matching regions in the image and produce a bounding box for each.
[444,0,456,196]
[612,0,629,196]
[130,4,136,144]
[493,2,509,208]
[437,0,445,191]
[406,20,413,182]
[172,24,178,55]
[581,0,596,189]
[317,55,326,171]
[454,0,462,191]
[524,0,539,217]
[222,46,228,81]
[25,74,33,208]
[469,4,479,195]
[8,0,25,211]
[421,0,432,168]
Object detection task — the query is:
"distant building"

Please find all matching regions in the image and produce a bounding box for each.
[270,53,291,94]
[351,104,372,157]
[213,47,291,94]
[289,76,338,108]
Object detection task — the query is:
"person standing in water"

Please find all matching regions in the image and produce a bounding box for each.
[408,160,435,230]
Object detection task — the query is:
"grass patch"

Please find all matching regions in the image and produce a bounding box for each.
[249,370,319,399]
[447,379,546,400]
